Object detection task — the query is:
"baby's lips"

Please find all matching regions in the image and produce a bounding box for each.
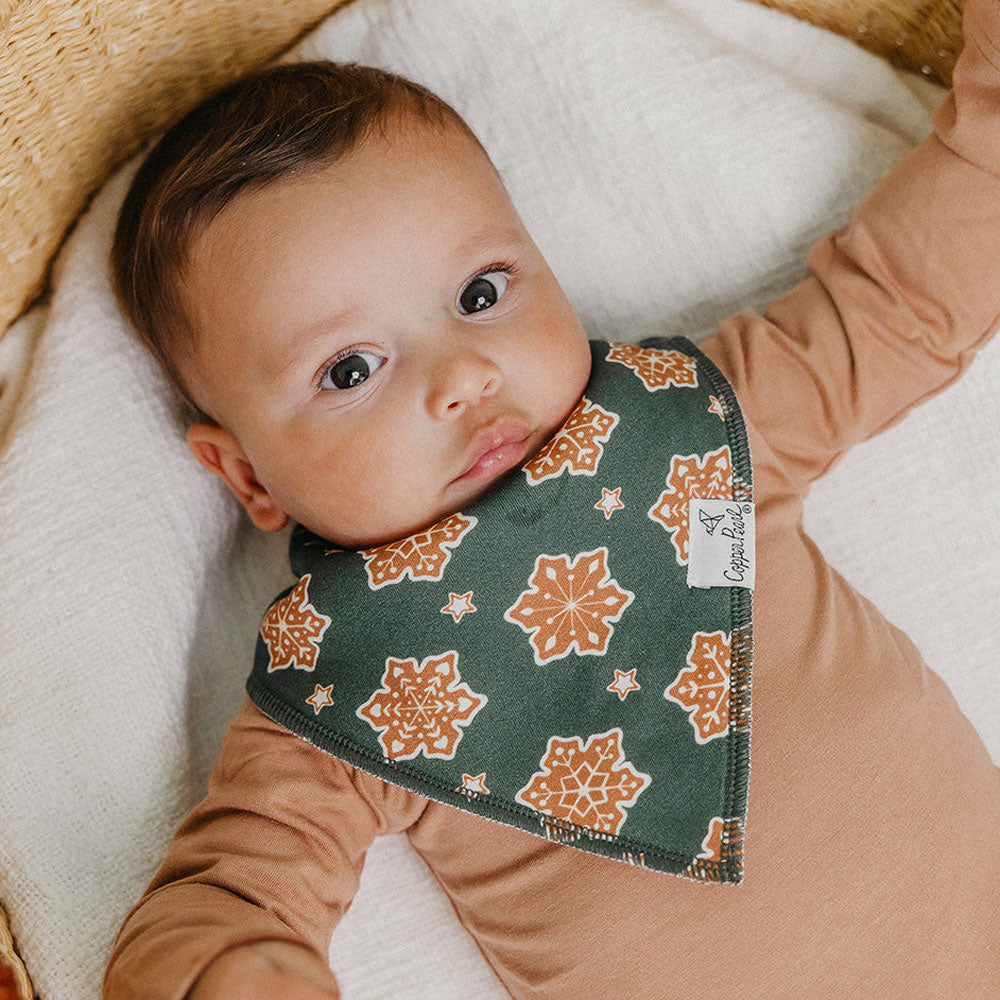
[454,417,533,483]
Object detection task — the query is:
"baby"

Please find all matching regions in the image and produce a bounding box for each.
[105,2,1000,997]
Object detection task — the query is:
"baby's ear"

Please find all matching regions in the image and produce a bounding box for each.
[186,423,289,532]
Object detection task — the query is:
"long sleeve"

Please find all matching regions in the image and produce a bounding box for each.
[699,0,1000,496]
[102,699,428,1000]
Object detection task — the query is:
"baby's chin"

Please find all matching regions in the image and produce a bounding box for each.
[294,501,452,552]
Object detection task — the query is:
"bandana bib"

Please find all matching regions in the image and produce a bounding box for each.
[247,336,754,883]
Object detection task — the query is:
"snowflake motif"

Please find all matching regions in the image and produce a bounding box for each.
[305,683,334,715]
[360,513,477,590]
[522,396,619,485]
[356,650,487,761]
[684,816,744,882]
[647,446,733,564]
[707,395,728,420]
[515,728,651,836]
[259,574,332,672]
[504,548,634,665]
[664,630,731,743]
[694,816,725,861]
[607,668,641,701]
[605,342,698,390]
[594,486,624,519]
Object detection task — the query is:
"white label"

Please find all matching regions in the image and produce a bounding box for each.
[686,499,755,590]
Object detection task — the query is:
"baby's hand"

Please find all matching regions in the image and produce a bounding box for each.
[189,939,340,999]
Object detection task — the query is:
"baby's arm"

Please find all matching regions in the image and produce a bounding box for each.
[699,0,1000,494]
[103,700,427,1000]
[187,940,340,999]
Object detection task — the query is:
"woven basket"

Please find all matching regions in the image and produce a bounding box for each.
[758,0,963,81]
[0,1,967,997]
[0,0,965,342]
[0,0,352,342]
[0,904,32,1000]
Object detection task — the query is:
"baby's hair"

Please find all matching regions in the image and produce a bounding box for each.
[111,60,483,410]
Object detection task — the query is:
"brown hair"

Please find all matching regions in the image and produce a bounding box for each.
[111,60,481,409]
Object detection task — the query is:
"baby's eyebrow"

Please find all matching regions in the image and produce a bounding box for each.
[452,226,524,265]
[266,307,361,389]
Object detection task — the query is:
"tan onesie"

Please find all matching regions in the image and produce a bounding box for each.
[104,0,1000,995]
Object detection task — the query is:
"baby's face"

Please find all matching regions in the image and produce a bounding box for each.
[181,115,592,548]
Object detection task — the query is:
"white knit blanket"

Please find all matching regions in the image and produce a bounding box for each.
[2,1,996,997]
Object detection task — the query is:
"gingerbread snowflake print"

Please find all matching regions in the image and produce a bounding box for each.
[664,630,731,743]
[605,342,698,390]
[356,650,487,761]
[259,574,332,672]
[694,817,725,862]
[515,728,651,836]
[685,816,744,882]
[522,396,618,485]
[648,445,732,564]
[504,548,634,664]
[360,513,477,589]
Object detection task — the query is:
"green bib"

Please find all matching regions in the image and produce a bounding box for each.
[247,336,754,884]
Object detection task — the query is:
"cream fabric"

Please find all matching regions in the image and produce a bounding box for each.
[1,1,995,998]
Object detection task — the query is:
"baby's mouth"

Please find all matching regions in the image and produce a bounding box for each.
[452,419,533,486]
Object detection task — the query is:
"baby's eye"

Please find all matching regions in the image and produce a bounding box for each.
[319,351,386,391]
[458,270,510,314]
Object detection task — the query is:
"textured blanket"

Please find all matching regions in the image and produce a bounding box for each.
[1,1,995,998]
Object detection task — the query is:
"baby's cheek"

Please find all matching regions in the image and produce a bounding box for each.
[540,313,591,399]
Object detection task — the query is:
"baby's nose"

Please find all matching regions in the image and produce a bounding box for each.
[426,347,502,420]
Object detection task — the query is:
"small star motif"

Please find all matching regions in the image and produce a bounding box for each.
[305,683,334,715]
[441,591,477,623]
[594,487,625,519]
[607,668,641,701]
[459,772,490,796]
[707,395,728,420]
